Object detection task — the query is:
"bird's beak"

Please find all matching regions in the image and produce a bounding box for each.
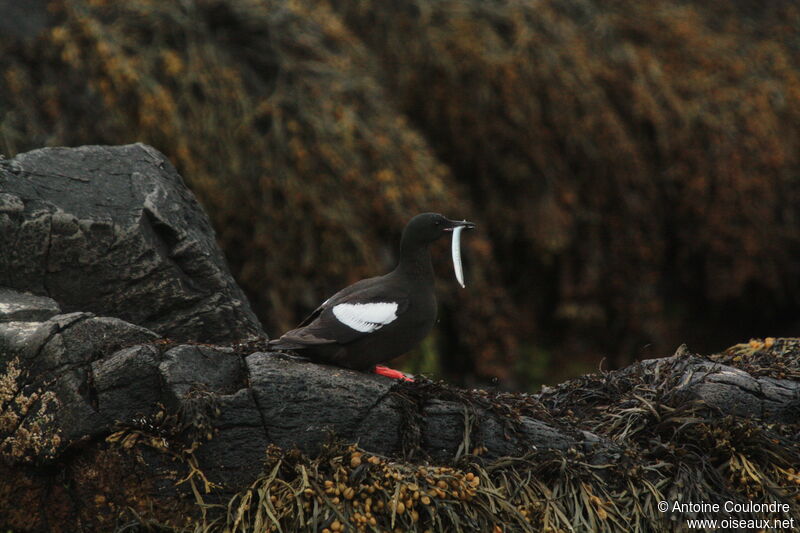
[442,219,476,232]
[445,219,475,288]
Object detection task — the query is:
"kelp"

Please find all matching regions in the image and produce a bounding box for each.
[711,337,800,381]
[111,340,800,532]
[328,0,800,370]
[0,0,516,383]
[3,0,800,384]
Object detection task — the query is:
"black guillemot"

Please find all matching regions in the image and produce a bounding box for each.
[268,213,475,380]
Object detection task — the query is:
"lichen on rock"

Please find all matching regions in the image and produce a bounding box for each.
[0,357,61,462]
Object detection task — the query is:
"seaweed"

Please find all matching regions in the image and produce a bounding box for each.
[8,0,800,384]
[108,340,800,532]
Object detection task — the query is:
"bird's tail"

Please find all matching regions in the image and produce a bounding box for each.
[268,329,336,350]
[267,338,305,350]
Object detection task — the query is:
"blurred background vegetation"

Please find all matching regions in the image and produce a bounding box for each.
[2,0,799,390]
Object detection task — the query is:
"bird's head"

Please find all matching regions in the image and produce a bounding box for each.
[403,212,475,245]
[401,213,476,287]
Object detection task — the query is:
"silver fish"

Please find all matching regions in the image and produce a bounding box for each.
[452,225,465,288]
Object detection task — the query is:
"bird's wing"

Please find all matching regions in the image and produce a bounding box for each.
[295,275,382,328]
[275,281,409,347]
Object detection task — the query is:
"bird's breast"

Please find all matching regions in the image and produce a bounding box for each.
[407,291,437,328]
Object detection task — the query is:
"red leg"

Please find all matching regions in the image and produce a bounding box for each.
[373,365,414,382]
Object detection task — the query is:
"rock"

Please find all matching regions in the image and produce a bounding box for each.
[245,352,399,455]
[0,144,263,344]
[0,288,61,361]
[0,320,42,361]
[671,359,800,424]
[1,327,585,474]
[0,287,60,322]
[1,312,160,456]
[4,332,799,530]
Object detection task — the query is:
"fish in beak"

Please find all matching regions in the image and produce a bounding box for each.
[443,219,476,288]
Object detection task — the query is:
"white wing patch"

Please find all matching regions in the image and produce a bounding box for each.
[332,302,399,333]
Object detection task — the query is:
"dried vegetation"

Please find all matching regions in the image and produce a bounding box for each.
[101,339,800,532]
[0,357,61,462]
[2,0,800,384]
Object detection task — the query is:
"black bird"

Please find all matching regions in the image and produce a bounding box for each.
[268,213,475,380]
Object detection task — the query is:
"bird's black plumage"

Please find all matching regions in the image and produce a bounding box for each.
[268,213,474,372]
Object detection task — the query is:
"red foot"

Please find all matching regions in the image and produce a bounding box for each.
[373,365,414,382]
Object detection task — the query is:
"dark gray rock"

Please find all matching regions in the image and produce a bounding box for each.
[245,352,399,455]
[421,400,475,460]
[5,312,160,448]
[194,388,270,492]
[159,344,245,398]
[3,315,800,529]
[243,352,583,461]
[622,350,800,425]
[2,321,589,475]
[670,359,800,424]
[0,143,263,343]
[93,344,165,426]
[0,320,41,360]
[29,324,800,484]
[356,395,402,452]
[0,287,59,322]
[22,312,159,374]
[0,288,61,360]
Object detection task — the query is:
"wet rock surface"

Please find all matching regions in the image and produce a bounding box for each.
[0,143,263,344]
[0,288,61,359]
[3,307,798,531]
